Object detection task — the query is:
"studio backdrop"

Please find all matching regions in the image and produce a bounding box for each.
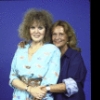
[0,0,90,100]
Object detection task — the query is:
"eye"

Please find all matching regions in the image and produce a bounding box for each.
[38,26,44,30]
[59,33,64,36]
[52,33,56,36]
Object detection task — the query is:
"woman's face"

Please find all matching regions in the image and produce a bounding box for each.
[29,22,45,43]
[52,26,68,48]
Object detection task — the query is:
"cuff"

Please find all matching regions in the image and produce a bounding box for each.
[62,77,78,97]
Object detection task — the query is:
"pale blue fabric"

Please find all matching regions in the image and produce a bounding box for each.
[9,43,61,100]
[63,78,78,97]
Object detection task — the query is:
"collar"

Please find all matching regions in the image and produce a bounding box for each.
[62,48,72,58]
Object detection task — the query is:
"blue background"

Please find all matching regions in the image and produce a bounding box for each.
[0,0,90,100]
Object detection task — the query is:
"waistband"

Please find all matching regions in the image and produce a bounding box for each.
[19,76,42,87]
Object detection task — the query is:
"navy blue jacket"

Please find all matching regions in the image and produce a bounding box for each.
[54,48,87,100]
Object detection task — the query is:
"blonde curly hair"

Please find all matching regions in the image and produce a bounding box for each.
[18,8,53,43]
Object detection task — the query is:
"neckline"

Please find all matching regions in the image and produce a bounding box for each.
[27,43,45,62]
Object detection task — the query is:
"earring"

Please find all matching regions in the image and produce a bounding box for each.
[67,41,69,44]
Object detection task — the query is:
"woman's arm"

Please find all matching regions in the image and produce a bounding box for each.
[38,83,66,99]
[12,79,45,99]
[50,83,66,93]
[42,83,66,93]
[41,77,78,98]
[12,79,28,91]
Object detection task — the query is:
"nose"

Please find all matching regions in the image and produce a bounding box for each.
[34,28,39,33]
[55,34,60,39]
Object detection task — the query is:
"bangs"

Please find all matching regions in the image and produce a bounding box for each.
[30,19,45,27]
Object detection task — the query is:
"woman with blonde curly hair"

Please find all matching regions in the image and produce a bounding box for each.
[9,8,61,100]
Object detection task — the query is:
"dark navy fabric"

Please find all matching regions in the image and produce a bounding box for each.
[54,48,87,100]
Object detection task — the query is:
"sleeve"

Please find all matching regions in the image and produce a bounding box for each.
[9,47,19,88]
[41,47,61,86]
[62,77,78,97]
[68,52,87,84]
[64,52,87,97]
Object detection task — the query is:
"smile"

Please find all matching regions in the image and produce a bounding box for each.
[33,35,40,38]
[54,41,62,43]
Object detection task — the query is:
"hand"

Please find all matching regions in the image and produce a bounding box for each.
[38,86,47,99]
[28,86,46,99]
[18,41,27,48]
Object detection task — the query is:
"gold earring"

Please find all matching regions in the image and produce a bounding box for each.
[67,41,69,44]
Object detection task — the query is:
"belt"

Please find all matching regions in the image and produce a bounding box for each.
[19,76,42,100]
[19,76,42,87]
